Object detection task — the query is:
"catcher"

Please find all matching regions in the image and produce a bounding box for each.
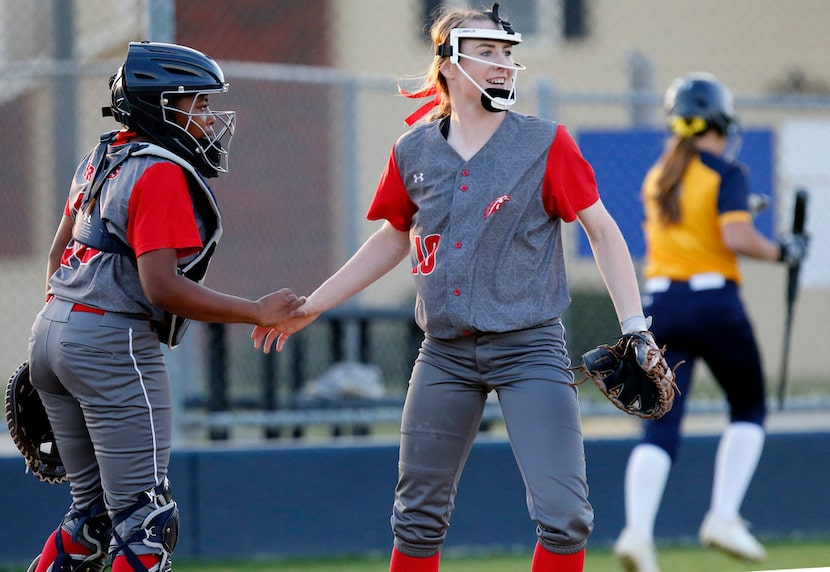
[15,42,304,572]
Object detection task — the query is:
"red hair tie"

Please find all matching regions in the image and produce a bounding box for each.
[398,84,441,126]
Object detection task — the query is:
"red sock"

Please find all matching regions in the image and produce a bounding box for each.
[531,542,585,572]
[36,530,93,572]
[389,547,440,572]
[112,553,160,571]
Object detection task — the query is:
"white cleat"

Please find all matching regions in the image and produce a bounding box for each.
[614,528,660,572]
[699,512,767,562]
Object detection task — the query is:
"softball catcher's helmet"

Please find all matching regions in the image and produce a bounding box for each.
[664,72,737,138]
[104,41,235,178]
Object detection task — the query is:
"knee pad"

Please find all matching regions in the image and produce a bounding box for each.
[31,501,112,572]
[111,479,179,572]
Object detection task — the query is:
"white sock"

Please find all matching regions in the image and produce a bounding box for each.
[710,422,765,519]
[623,443,672,542]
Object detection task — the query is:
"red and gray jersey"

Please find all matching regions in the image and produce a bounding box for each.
[49,131,221,337]
[368,112,599,339]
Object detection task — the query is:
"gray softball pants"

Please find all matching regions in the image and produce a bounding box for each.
[28,298,172,555]
[391,319,593,557]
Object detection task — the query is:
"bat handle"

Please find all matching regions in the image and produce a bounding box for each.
[792,189,808,234]
[778,188,809,410]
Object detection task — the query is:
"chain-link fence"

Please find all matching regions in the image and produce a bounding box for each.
[1,0,828,442]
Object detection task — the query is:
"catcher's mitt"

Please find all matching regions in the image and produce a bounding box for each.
[572,332,680,420]
[4,361,67,483]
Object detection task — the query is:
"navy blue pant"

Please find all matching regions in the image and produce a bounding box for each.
[641,281,766,459]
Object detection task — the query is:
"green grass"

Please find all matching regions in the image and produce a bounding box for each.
[167,540,828,571]
[8,539,823,572]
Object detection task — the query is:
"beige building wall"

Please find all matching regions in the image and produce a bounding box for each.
[331,0,830,387]
[0,0,144,377]
[1,0,826,388]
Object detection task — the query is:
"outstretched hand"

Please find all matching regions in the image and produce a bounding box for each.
[252,309,319,354]
[255,288,306,328]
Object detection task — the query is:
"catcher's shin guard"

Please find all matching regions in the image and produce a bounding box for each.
[30,501,112,572]
[111,479,179,572]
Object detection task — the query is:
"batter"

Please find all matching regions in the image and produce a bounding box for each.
[614,72,809,572]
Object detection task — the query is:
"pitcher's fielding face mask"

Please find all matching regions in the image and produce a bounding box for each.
[436,3,525,113]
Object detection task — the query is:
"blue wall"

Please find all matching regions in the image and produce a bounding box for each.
[575,128,776,259]
[2,431,828,565]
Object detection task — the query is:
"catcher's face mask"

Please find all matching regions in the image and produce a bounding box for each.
[161,87,236,175]
[436,4,525,112]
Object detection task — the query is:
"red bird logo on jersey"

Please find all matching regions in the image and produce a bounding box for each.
[484,194,511,219]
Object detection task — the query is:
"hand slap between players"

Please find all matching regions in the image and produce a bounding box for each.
[252,305,320,354]
[254,288,307,329]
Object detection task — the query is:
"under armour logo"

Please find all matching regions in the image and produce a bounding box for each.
[77,212,93,240]
[413,172,424,183]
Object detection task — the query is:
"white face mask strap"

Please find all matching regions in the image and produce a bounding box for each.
[457,52,526,72]
[453,58,519,110]
[446,28,522,64]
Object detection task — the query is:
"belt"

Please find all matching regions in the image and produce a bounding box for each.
[46,295,106,315]
[71,302,105,315]
[45,296,156,333]
[644,272,727,293]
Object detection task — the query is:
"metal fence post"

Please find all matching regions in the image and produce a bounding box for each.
[626,50,656,127]
[207,323,229,440]
[51,0,77,211]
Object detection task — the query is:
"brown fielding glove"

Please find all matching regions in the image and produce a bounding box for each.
[573,332,680,420]
[4,361,67,483]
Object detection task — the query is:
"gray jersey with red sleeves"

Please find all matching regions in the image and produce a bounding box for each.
[49,137,221,330]
[393,112,570,339]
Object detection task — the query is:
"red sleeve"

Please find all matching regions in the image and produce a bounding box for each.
[541,124,600,221]
[366,147,417,231]
[65,192,84,216]
[127,162,203,258]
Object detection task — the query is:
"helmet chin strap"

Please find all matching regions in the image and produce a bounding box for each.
[453,53,524,113]
[481,88,514,112]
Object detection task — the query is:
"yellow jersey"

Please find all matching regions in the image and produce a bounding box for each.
[642,150,753,284]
